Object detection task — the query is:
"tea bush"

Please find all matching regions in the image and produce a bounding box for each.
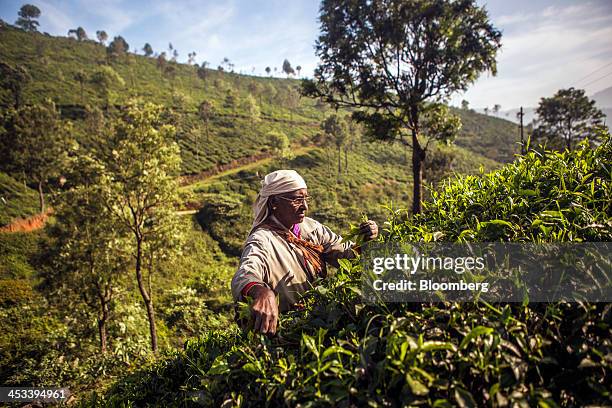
[86,137,612,407]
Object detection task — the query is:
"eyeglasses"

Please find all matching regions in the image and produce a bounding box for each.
[276,195,312,206]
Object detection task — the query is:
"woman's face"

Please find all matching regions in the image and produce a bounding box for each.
[271,188,309,228]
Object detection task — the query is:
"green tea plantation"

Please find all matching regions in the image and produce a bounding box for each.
[87,135,611,407]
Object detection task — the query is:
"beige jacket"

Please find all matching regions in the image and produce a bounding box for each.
[231,216,354,312]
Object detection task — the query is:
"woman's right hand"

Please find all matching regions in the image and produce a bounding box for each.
[248,285,279,335]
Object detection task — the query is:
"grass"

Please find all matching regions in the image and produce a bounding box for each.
[0,171,39,226]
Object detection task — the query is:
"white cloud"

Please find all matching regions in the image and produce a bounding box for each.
[458,1,612,108]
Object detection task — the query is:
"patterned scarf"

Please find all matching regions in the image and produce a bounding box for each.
[258,221,326,279]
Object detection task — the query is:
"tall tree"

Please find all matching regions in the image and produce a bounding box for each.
[282,59,295,77]
[267,130,292,163]
[493,104,501,115]
[265,66,271,76]
[142,43,154,57]
[187,51,197,65]
[15,4,40,32]
[461,100,470,110]
[532,87,607,151]
[322,114,348,177]
[47,154,129,353]
[68,26,87,41]
[0,62,31,108]
[0,100,74,212]
[90,66,125,109]
[296,65,302,78]
[303,0,501,214]
[198,100,215,142]
[96,30,108,45]
[243,94,261,125]
[107,36,129,61]
[156,52,167,76]
[101,100,183,353]
[74,70,87,104]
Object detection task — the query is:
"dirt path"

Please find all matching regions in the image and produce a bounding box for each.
[0,209,52,233]
[180,145,317,189]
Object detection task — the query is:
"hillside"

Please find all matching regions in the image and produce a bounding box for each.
[0,172,39,226]
[0,24,517,167]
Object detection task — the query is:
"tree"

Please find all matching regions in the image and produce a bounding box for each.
[243,94,261,124]
[187,51,196,65]
[0,100,74,212]
[304,0,501,214]
[532,87,607,151]
[322,114,348,178]
[90,66,125,109]
[142,43,153,57]
[265,66,271,76]
[296,65,302,78]
[47,154,129,353]
[0,62,31,108]
[156,52,167,76]
[282,59,295,77]
[493,104,501,115]
[483,107,489,116]
[96,30,108,45]
[344,119,362,172]
[101,100,183,353]
[267,130,292,162]
[198,100,215,142]
[461,100,470,110]
[107,36,129,61]
[15,4,40,32]
[74,70,87,104]
[197,63,208,87]
[68,26,87,41]
[223,88,237,110]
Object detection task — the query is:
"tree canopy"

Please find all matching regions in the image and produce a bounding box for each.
[303,0,501,213]
[15,4,40,32]
[532,87,607,151]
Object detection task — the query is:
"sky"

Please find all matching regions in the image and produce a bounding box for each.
[1,0,611,110]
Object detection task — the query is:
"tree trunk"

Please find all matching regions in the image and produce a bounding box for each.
[135,239,158,353]
[98,299,109,353]
[37,180,45,213]
[411,130,426,215]
[344,148,348,173]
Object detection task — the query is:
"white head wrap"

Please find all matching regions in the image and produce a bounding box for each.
[251,170,307,231]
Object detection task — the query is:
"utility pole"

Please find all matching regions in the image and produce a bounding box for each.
[517,106,525,154]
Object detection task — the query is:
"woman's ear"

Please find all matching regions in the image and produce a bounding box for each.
[269,197,277,211]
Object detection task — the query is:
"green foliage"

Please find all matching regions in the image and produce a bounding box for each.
[396,134,612,243]
[532,87,607,151]
[0,99,75,211]
[305,0,502,213]
[0,172,39,225]
[0,231,40,278]
[0,61,31,108]
[100,134,611,407]
[15,4,41,32]
[0,278,33,305]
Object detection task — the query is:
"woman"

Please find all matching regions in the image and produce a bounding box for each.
[231,170,378,335]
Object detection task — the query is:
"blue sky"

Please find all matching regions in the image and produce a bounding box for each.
[1,0,611,109]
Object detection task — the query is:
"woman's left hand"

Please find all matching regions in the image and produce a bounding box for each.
[359,220,378,241]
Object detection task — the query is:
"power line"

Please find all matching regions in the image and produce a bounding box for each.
[580,70,612,89]
[573,61,612,86]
